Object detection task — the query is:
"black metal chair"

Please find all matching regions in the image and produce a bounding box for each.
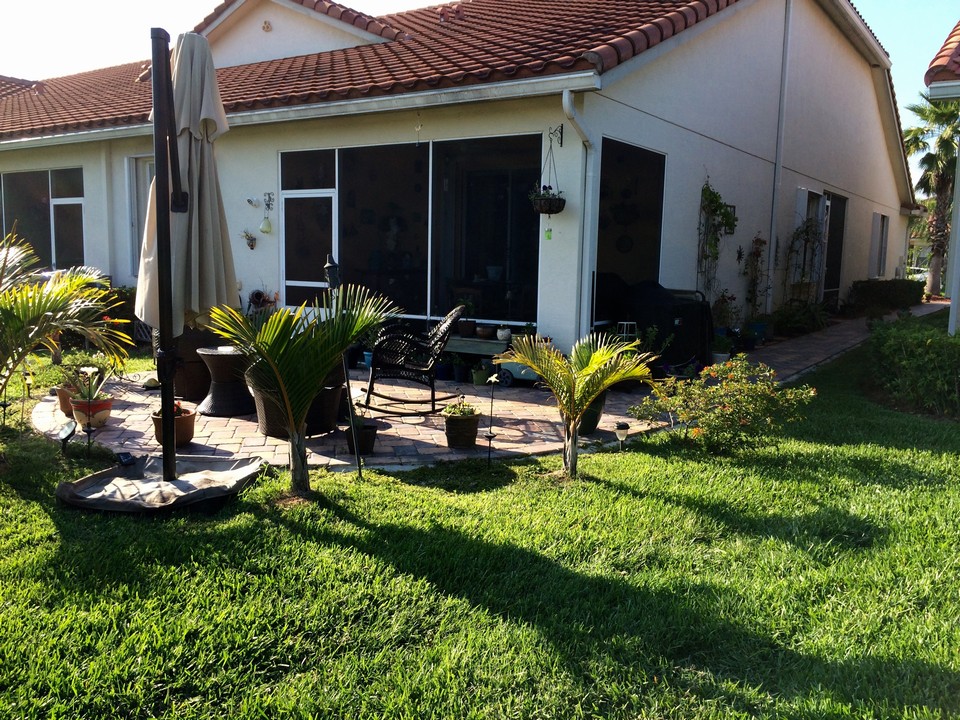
[361,305,464,415]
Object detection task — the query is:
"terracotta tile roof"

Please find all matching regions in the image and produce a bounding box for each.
[1,0,743,142]
[925,18,960,86]
[0,63,153,141]
[0,75,35,100]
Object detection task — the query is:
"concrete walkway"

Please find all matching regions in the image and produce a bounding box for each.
[33,300,949,471]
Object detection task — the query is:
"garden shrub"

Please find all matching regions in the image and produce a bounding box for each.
[771,299,828,336]
[629,354,816,453]
[868,316,960,417]
[848,279,924,317]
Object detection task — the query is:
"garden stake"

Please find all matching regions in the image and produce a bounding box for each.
[82,421,95,457]
[485,374,498,466]
[324,253,363,481]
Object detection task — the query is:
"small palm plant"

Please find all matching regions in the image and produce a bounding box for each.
[496,333,656,478]
[209,284,398,493]
[0,231,131,407]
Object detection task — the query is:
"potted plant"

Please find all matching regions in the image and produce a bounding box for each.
[711,333,734,363]
[736,325,757,352]
[710,288,741,333]
[441,395,481,448]
[67,365,115,428]
[529,184,566,215]
[151,400,196,447]
[471,361,490,385]
[435,353,454,381]
[451,353,470,383]
[457,297,477,337]
[345,402,378,455]
[578,391,606,436]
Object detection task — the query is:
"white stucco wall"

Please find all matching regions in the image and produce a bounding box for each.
[0,0,913,353]
[579,0,785,319]
[576,0,910,320]
[205,0,385,69]
[781,0,909,293]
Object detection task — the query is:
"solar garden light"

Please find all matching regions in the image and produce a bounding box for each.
[614,421,630,452]
[485,373,499,465]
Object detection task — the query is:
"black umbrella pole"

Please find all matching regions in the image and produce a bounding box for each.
[151,28,178,483]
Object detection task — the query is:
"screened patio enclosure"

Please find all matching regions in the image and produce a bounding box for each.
[280,134,541,326]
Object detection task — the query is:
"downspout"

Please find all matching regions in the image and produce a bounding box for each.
[562,89,591,149]
[948,150,960,335]
[766,0,793,315]
[563,88,593,340]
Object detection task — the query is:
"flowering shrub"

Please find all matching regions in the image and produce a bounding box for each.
[628,354,815,452]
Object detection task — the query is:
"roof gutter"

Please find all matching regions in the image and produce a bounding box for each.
[0,71,601,151]
[928,80,960,101]
[0,124,151,151]
[228,71,601,128]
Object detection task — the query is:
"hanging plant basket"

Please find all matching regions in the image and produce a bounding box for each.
[530,131,565,216]
[531,195,566,215]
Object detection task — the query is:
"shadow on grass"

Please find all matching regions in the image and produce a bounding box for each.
[397,458,521,493]
[633,429,954,491]
[279,501,958,715]
[20,480,960,716]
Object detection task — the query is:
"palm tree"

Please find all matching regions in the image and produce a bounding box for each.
[496,333,656,478]
[0,231,131,403]
[208,285,397,493]
[904,93,960,296]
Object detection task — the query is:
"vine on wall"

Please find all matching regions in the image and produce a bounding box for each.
[697,180,738,301]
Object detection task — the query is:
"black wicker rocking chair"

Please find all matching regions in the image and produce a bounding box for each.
[361,305,465,415]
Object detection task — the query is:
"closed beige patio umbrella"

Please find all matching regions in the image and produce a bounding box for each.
[135,32,238,338]
[56,29,262,505]
[135,30,243,484]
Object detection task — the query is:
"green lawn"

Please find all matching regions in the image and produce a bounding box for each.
[0,346,957,718]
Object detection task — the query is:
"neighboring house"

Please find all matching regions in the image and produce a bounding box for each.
[0,0,914,350]
[925,17,960,335]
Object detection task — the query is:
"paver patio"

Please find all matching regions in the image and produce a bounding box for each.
[32,300,949,471]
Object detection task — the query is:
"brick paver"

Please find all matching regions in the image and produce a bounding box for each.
[33,300,948,471]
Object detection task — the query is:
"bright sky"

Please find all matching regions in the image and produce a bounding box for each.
[1,1,956,150]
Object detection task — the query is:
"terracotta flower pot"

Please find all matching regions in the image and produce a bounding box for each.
[55,385,77,417]
[151,409,196,447]
[71,397,113,428]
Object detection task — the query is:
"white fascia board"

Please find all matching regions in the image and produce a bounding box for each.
[0,124,151,151]
[873,68,914,203]
[226,71,601,128]
[815,0,890,69]
[928,81,960,101]
[0,71,600,151]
